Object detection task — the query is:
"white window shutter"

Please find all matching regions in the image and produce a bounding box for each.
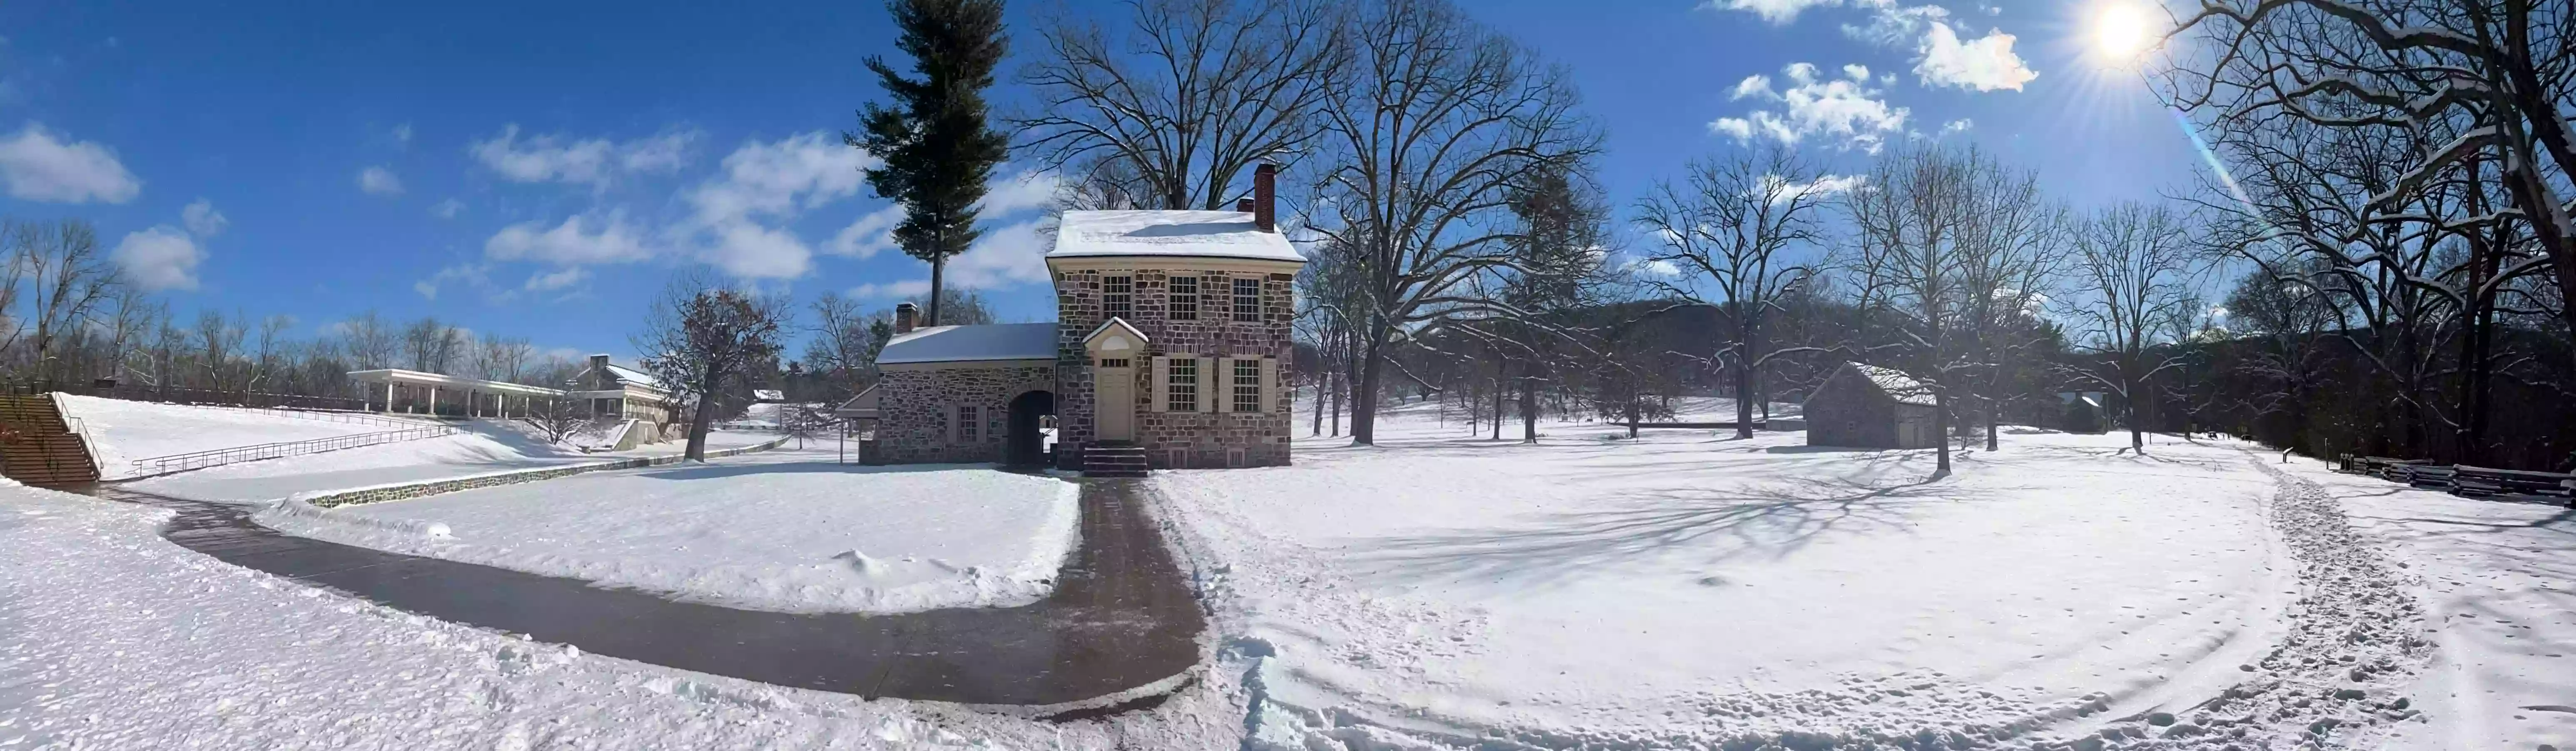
[1199,356,1218,413]
[1215,358,1235,414]
[1261,357,1279,413]
[1151,356,1169,413]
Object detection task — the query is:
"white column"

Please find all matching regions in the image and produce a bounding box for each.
[384,380,394,413]
[429,387,438,416]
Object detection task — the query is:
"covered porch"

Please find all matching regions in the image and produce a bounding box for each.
[346,369,566,418]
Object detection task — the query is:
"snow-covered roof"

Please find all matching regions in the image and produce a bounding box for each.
[1851,364,1936,407]
[1049,210,1304,263]
[877,323,1059,365]
[751,389,784,402]
[602,363,666,392]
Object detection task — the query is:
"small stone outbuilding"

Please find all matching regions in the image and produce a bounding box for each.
[1803,362,1941,449]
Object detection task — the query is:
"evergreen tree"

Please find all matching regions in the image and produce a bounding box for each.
[849,0,1009,327]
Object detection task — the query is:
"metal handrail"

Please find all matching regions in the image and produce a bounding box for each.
[138,401,443,430]
[129,425,460,477]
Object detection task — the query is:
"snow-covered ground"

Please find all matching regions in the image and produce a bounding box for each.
[57,394,428,479]
[1155,403,2515,748]
[0,483,1235,749]
[2276,456,2576,749]
[130,423,775,504]
[254,446,1080,614]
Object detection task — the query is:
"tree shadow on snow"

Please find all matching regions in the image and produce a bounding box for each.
[625,461,987,483]
[1348,475,1982,589]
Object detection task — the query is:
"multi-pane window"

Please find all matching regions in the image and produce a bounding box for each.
[1103,275,1133,320]
[1232,277,1261,322]
[1166,358,1198,412]
[1232,359,1262,413]
[1168,276,1199,320]
[958,405,980,442]
[1096,358,1130,368]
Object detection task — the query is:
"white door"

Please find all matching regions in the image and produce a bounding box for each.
[1096,364,1135,441]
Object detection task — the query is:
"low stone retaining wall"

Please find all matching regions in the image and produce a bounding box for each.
[299,436,790,508]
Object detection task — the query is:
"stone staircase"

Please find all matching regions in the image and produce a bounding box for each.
[0,394,100,485]
[1081,442,1149,479]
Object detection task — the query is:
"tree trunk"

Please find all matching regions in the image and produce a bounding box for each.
[1933,389,1952,475]
[1490,367,1503,441]
[1351,332,1386,445]
[1310,367,1326,436]
[685,369,722,461]
[1732,353,1754,440]
[1520,375,1537,443]
[2127,378,2145,453]
[927,254,947,327]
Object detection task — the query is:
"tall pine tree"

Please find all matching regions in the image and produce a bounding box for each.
[849,0,1009,327]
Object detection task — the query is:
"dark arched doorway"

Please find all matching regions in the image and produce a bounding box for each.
[1005,390,1056,466]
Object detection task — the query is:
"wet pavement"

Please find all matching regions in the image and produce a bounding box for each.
[70,478,1203,707]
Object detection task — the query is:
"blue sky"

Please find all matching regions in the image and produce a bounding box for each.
[0,0,2199,361]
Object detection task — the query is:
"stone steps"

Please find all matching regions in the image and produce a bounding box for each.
[1083,443,1149,479]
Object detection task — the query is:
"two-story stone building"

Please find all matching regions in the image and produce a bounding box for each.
[870,164,1302,472]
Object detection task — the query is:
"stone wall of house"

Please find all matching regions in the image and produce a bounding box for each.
[1055,266,1297,469]
[302,436,790,508]
[872,364,1056,464]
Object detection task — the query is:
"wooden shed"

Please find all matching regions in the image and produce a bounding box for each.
[1802,362,1941,449]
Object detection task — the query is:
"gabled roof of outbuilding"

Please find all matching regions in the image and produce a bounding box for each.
[1849,363,1937,407]
[876,322,1059,364]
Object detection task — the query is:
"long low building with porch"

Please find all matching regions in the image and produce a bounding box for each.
[348,355,681,440]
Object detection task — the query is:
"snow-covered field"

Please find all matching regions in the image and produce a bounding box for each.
[1154,404,2565,748]
[130,423,775,503]
[255,446,1080,614]
[57,394,424,479]
[0,483,1235,750]
[2277,457,2576,749]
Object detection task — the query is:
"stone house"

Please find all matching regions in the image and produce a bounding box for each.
[1803,362,1941,449]
[871,164,1304,472]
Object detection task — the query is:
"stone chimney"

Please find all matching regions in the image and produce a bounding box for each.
[1253,162,1277,232]
[894,302,918,334]
[588,354,610,386]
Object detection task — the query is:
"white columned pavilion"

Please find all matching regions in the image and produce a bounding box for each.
[346,369,566,418]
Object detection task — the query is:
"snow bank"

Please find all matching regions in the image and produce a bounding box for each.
[130,423,775,504]
[1160,406,2294,746]
[255,447,1081,614]
[56,394,410,479]
[0,483,1215,749]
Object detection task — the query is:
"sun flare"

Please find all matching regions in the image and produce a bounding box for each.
[2090,3,2155,61]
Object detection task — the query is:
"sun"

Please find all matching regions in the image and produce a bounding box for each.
[2090,2,2156,62]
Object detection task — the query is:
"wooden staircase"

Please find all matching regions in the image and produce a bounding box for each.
[0,394,100,485]
[1081,442,1149,479]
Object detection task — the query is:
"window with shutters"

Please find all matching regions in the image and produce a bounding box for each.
[1232,277,1260,322]
[1103,275,1133,319]
[1169,276,1198,320]
[1166,357,1197,412]
[1232,359,1261,413]
[957,405,980,442]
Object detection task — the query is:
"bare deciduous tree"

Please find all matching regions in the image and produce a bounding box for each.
[634,271,790,461]
[2062,202,2203,453]
[1016,0,1350,210]
[1308,0,1599,444]
[1635,147,1842,439]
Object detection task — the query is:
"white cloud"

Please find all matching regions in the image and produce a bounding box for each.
[1916,22,2038,91]
[826,204,906,258]
[414,264,489,301]
[1842,63,1871,80]
[1842,0,1950,45]
[1943,118,1974,133]
[524,266,588,292]
[111,227,203,291]
[1622,256,1682,277]
[181,198,227,237]
[429,197,464,219]
[941,217,1058,289]
[469,125,700,188]
[1728,74,1774,101]
[0,123,142,204]
[1765,173,1868,201]
[485,212,654,266]
[675,131,879,279]
[358,165,403,195]
[1708,62,1908,152]
[1708,0,1844,24]
[392,123,414,147]
[850,279,932,299]
[974,169,1062,215]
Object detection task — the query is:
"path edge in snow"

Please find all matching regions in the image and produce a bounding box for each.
[291,435,792,508]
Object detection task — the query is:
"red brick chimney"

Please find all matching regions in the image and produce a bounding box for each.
[1253,162,1276,232]
[1236,197,1256,213]
[894,302,918,334]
